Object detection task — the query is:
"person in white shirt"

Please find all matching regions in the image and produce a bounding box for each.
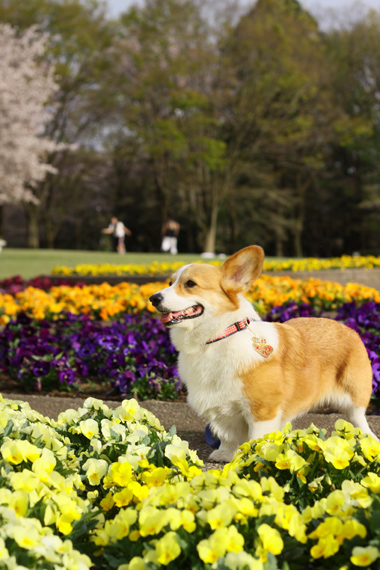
[102,216,132,253]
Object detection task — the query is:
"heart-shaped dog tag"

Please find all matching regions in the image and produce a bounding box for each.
[252,337,274,357]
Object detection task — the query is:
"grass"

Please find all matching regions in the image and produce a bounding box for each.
[0,248,219,279]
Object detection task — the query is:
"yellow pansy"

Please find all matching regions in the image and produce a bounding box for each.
[139,506,168,536]
[1,440,40,465]
[57,513,75,535]
[128,481,149,503]
[10,490,29,517]
[82,458,108,486]
[154,531,181,565]
[126,557,150,570]
[325,491,346,516]
[225,525,245,553]
[338,519,367,542]
[360,436,380,462]
[260,477,285,501]
[12,526,40,549]
[257,524,284,557]
[105,461,134,487]
[275,449,307,472]
[113,488,133,507]
[170,455,203,479]
[324,442,353,469]
[225,551,264,570]
[361,472,380,493]
[206,503,236,530]
[100,492,115,511]
[79,419,99,439]
[333,419,357,438]
[197,527,229,563]
[341,480,372,509]
[141,467,169,487]
[0,537,9,560]
[179,510,196,533]
[310,535,340,559]
[309,516,343,539]
[32,449,57,480]
[350,546,380,567]
[105,509,137,541]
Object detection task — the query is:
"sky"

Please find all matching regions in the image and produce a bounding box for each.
[106,0,380,18]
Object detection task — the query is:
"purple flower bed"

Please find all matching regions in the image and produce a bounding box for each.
[1,301,380,401]
[335,302,380,396]
[0,312,181,400]
[0,275,85,294]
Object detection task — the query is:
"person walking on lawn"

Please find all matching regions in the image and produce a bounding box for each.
[102,216,132,253]
[161,215,180,254]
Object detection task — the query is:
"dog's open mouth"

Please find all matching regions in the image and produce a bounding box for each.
[160,304,204,326]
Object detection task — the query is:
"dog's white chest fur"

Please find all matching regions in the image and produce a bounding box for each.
[178,338,247,415]
[171,320,279,449]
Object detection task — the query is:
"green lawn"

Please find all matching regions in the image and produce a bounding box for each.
[0,248,216,279]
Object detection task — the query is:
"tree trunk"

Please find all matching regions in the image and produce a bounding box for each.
[0,205,4,238]
[293,173,310,258]
[44,214,56,249]
[24,202,40,248]
[203,203,218,253]
[293,220,303,258]
[76,218,82,250]
[229,200,238,253]
[275,232,284,257]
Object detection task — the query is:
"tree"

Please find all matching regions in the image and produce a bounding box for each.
[0,24,59,206]
[224,0,343,256]
[0,0,115,247]
[106,0,238,253]
[323,9,380,255]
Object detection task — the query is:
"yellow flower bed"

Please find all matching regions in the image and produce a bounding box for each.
[0,282,161,325]
[1,276,380,325]
[2,394,380,570]
[52,261,188,276]
[251,275,380,313]
[264,254,380,272]
[52,254,380,277]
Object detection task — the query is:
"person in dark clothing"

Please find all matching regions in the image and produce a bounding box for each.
[161,215,180,254]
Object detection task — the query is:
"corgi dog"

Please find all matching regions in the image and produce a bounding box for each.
[149,245,376,462]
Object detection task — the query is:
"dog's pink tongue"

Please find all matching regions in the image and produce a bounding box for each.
[160,313,173,324]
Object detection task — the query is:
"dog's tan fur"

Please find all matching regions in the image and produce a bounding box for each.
[240,318,372,422]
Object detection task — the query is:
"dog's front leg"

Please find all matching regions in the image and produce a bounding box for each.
[209,441,240,463]
[207,413,248,463]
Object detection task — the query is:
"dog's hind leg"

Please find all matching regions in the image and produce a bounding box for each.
[345,404,378,440]
[337,347,377,439]
[248,410,284,442]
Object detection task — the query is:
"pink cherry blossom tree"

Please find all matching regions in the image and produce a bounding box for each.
[0,24,60,207]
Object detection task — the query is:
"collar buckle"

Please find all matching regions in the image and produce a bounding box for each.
[235,318,250,331]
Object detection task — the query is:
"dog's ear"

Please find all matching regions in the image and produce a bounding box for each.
[221,246,264,292]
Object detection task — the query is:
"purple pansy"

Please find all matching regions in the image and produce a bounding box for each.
[0,311,181,399]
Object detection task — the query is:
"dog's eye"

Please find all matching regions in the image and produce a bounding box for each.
[168,281,172,286]
[185,280,197,288]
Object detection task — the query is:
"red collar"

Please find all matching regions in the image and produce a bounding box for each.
[206,318,250,345]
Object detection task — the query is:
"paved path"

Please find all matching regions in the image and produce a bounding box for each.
[3,393,380,468]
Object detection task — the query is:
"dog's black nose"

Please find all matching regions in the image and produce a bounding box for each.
[150,292,163,308]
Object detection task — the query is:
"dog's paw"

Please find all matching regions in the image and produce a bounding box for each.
[209,447,236,463]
